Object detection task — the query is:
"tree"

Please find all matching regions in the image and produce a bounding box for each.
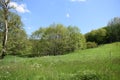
[0,0,11,58]
[106,17,120,42]
[31,24,68,56]
[0,0,23,58]
[85,17,120,44]
[7,26,27,55]
[0,11,30,56]
[85,28,107,44]
[30,24,86,57]
[0,2,29,58]
[67,26,86,51]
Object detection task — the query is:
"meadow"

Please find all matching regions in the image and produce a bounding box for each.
[0,42,120,80]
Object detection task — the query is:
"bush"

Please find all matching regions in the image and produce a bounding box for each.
[86,42,97,49]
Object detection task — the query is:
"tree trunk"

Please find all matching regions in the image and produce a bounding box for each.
[0,0,10,59]
[0,19,8,59]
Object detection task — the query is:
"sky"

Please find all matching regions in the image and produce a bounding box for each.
[10,0,120,35]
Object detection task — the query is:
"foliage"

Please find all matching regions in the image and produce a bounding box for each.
[31,24,86,56]
[106,17,120,42]
[67,26,86,51]
[85,28,107,45]
[86,42,97,49]
[85,17,120,45]
[0,11,29,55]
[0,0,12,58]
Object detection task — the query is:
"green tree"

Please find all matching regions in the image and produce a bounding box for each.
[30,27,47,56]
[106,17,120,42]
[31,24,86,57]
[0,10,29,56]
[85,28,107,44]
[67,26,86,51]
[31,24,68,56]
[0,0,10,58]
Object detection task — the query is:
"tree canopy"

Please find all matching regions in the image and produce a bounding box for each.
[106,17,120,42]
[85,17,120,45]
[30,24,86,56]
[0,10,29,56]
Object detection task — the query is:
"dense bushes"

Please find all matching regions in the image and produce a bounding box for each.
[30,24,86,56]
[86,42,97,49]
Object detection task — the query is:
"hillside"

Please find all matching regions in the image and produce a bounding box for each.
[0,42,120,80]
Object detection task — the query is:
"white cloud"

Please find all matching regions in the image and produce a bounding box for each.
[70,0,86,2]
[9,2,30,13]
[66,13,70,18]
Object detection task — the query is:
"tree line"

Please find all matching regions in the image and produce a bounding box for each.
[85,17,120,45]
[0,0,120,58]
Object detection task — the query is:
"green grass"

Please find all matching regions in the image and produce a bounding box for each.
[0,42,120,80]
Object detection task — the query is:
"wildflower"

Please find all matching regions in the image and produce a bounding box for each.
[6,71,9,74]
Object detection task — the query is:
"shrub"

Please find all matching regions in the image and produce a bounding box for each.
[86,42,97,49]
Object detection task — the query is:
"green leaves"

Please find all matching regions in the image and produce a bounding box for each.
[85,28,107,44]
[107,17,120,42]
[31,24,86,56]
[85,17,120,45]
[0,10,29,55]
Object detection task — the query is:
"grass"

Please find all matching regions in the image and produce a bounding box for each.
[0,42,120,80]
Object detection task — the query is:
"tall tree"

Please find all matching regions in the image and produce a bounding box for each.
[0,0,22,58]
[107,17,120,42]
[0,10,29,56]
[0,0,10,58]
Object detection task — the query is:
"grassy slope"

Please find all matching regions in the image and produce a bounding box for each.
[0,42,120,80]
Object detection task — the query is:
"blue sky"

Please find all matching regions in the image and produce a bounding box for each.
[11,0,120,35]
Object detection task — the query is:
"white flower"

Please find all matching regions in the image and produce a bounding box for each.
[6,71,9,74]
